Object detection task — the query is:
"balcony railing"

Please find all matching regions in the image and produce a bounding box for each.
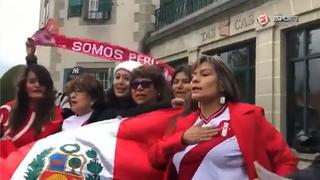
[155,0,223,30]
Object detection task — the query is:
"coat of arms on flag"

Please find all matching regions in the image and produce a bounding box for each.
[24,144,103,180]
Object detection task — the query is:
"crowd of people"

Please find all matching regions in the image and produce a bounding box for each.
[0,42,319,179]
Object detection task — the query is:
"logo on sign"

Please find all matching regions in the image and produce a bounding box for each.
[256,14,270,27]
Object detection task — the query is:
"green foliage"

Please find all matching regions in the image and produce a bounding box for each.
[68,157,81,169]
[86,149,97,159]
[86,149,102,180]
[60,144,80,154]
[0,65,25,105]
[24,147,54,180]
[86,174,100,180]
[87,161,103,175]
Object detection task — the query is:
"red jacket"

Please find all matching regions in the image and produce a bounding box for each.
[0,101,64,158]
[148,103,298,180]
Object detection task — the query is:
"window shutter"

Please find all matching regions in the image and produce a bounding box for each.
[98,0,112,13]
[88,0,98,11]
[68,0,82,17]
[99,0,112,19]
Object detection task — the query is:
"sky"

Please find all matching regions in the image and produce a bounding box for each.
[0,0,41,77]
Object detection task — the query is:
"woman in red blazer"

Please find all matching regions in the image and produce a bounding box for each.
[0,65,64,158]
[148,55,297,180]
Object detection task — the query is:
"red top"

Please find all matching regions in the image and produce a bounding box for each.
[0,101,64,158]
[148,102,298,180]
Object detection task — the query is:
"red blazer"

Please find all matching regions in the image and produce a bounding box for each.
[148,102,298,180]
[0,101,64,158]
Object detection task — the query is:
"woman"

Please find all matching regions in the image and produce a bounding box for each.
[62,73,105,131]
[104,61,142,112]
[24,39,74,119]
[148,55,297,180]
[126,65,174,115]
[0,64,63,157]
[91,61,141,122]
[171,65,192,108]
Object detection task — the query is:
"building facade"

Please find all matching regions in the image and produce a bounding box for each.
[146,0,320,166]
[38,0,158,91]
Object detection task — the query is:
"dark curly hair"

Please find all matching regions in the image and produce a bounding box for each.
[67,73,105,110]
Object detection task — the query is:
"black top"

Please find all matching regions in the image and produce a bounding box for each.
[88,87,136,123]
[90,100,172,123]
[287,155,320,180]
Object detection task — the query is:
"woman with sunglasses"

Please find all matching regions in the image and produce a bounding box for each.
[127,65,173,114]
[148,55,297,180]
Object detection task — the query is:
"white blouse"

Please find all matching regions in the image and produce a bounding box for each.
[62,111,93,132]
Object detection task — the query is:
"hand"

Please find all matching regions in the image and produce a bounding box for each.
[171,97,185,108]
[26,38,36,55]
[182,123,219,145]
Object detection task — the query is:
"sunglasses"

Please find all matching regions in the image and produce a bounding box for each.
[131,79,153,90]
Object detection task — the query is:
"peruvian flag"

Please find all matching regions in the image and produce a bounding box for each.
[0,108,182,180]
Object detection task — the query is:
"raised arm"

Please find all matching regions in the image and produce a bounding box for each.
[25,38,37,65]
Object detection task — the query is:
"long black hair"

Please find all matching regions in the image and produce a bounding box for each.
[9,64,55,135]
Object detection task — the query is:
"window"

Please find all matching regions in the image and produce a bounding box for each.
[63,68,113,92]
[287,26,320,154]
[205,42,256,104]
[85,0,112,20]
[167,58,188,69]
[88,0,99,18]
[68,0,82,17]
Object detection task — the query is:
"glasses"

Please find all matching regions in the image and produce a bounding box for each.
[131,79,153,90]
[71,89,87,96]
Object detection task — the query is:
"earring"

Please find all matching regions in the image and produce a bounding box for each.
[219,96,226,104]
[90,101,94,106]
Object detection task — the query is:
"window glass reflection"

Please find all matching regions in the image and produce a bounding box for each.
[215,44,255,104]
[288,30,304,59]
[308,29,320,55]
[229,47,249,67]
[306,59,320,152]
